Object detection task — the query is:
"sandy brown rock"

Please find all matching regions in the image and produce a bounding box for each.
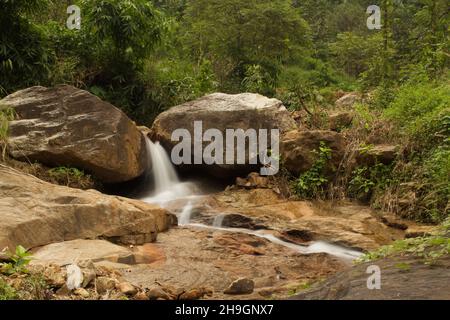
[123,227,347,300]
[0,165,173,250]
[31,240,138,266]
[207,189,408,251]
[328,111,354,131]
[357,144,399,166]
[281,130,345,176]
[224,278,255,295]
[1,85,147,183]
[335,92,360,109]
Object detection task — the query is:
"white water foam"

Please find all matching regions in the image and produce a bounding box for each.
[139,138,363,261]
[140,138,196,209]
[187,223,363,261]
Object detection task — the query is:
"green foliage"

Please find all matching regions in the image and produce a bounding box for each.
[19,274,50,300]
[48,166,93,189]
[82,0,162,58]
[293,142,332,199]
[359,217,450,264]
[384,82,450,143]
[349,163,393,201]
[140,57,217,118]
[330,32,382,78]
[242,65,275,95]
[0,278,17,300]
[0,0,52,95]
[0,246,33,275]
[182,0,311,91]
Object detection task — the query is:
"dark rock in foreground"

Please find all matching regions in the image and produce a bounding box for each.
[291,255,450,300]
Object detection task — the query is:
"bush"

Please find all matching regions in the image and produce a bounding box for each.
[48,166,95,189]
[0,279,17,300]
[293,142,332,199]
[0,0,53,96]
[0,246,32,275]
[359,217,450,264]
[384,82,450,145]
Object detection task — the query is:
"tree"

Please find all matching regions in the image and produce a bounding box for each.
[182,0,311,92]
[0,0,52,96]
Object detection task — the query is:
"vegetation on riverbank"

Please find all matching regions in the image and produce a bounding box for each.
[0,1,448,232]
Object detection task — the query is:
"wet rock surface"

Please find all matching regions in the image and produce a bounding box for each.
[122,227,347,299]
[202,188,410,252]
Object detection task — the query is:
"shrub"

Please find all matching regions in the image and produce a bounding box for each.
[48,166,94,189]
[293,142,332,199]
[348,163,393,202]
[0,246,32,275]
[0,279,17,300]
[359,217,450,264]
[384,82,450,146]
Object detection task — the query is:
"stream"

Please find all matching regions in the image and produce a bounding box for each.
[138,138,363,262]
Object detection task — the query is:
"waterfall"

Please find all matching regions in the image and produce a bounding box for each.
[212,214,226,228]
[178,201,193,226]
[140,138,197,224]
[145,138,179,194]
[138,138,362,261]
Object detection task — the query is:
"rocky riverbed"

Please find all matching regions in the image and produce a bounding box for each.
[0,86,446,300]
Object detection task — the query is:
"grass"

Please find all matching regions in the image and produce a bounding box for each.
[47,166,95,189]
[358,217,450,265]
[0,278,18,300]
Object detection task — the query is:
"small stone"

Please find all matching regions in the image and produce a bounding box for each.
[96,277,117,294]
[56,284,71,296]
[134,292,149,300]
[74,288,90,298]
[82,268,96,288]
[147,285,173,300]
[43,264,66,288]
[179,287,213,300]
[117,282,138,296]
[224,278,255,295]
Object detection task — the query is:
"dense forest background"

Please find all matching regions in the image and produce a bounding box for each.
[0,0,449,223]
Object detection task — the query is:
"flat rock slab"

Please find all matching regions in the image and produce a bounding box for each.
[31,239,137,266]
[123,227,346,299]
[0,165,173,250]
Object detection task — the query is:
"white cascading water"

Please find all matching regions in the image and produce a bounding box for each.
[140,138,197,208]
[140,138,362,261]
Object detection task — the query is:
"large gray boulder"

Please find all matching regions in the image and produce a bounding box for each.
[150,93,297,178]
[0,85,147,183]
[0,165,174,250]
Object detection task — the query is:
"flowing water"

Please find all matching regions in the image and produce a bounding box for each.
[139,139,198,206]
[139,138,363,261]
